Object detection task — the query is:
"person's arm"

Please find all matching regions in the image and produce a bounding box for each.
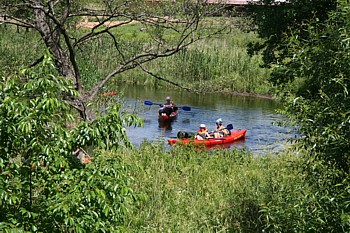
[206,132,212,138]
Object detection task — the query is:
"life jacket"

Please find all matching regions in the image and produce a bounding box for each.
[163,105,173,115]
[197,128,208,138]
[159,102,177,117]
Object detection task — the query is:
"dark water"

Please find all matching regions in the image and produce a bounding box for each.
[120,84,293,154]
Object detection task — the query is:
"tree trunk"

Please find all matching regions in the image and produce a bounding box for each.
[32,1,93,120]
[33,0,75,81]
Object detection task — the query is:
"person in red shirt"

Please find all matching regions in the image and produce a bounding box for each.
[159,96,177,116]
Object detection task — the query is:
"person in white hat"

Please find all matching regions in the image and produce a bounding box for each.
[195,123,211,140]
[213,118,230,138]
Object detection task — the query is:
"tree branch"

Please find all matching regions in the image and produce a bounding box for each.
[139,65,197,93]
[0,16,35,28]
[28,55,45,68]
[85,20,228,102]
[74,19,133,46]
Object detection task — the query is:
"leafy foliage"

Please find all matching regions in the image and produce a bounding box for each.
[247,0,337,73]
[257,1,350,231]
[277,1,350,171]
[0,54,142,232]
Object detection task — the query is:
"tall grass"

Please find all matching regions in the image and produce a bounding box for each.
[141,31,272,94]
[111,142,304,232]
[0,27,44,73]
[0,23,271,95]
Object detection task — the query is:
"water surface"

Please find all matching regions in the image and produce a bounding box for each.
[119,84,292,154]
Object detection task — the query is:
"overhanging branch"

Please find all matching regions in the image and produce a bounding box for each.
[138,65,198,93]
[0,17,35,28]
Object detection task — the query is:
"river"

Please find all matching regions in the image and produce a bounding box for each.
[118,84,293,154]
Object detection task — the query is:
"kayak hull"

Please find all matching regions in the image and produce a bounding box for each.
[168,129,247,146]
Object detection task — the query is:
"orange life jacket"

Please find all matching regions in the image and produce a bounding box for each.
[198,128,208,134]
[197,128,208,138]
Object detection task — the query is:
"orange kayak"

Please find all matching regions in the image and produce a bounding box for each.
[168,129,247,146]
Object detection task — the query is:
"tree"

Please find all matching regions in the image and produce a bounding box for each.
[0,0,230,120]
[249,2,350,230]
[277,0,350,171]
[247,0,337,83]
[0,55,142,231]
[276,2,350,229]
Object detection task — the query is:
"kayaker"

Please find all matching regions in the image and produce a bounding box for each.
[159,96,177,116]
[213,118,230,138]
[195,124,212,140]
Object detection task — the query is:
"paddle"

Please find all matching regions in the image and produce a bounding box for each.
[144,100,191,111]
[226,124,233,131]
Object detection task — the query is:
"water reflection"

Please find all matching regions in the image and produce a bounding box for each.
[158,119,173,131]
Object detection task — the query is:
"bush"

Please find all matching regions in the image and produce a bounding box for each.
[0,54,141,232]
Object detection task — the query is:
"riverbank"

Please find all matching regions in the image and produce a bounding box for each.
[101,30,273,97]
[184,89,274,99]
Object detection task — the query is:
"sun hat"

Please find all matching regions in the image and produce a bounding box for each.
[200,124,206,128]
[216,118,222,124]
[166,96,171,100]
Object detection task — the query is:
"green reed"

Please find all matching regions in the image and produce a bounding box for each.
[0,27,44,73]
[111,30,272,95]
[1,23,271,95]
[113,142,304,232]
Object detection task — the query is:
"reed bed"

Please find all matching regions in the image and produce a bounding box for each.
[0,27,44,73]
[112,142,303,232]
[153,39,271,94]
[1,23,271,95]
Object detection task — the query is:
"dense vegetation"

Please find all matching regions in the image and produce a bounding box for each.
[121,143,303,232]
[247,0,337,70]
[248,0,350,231]
[112,32,272,95]
[0,0,236,119]
[0,57,141,231]
[0,26,271,96]
[1,0,350,232]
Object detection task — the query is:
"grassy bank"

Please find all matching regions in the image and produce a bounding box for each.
[0,24,271,96]
[124,32,272,95]
[105,142,304,232]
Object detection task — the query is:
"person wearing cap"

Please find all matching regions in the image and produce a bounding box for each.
[213,118,230,138]
[159,96,177,116]
[164,96,175,107]
[195,124,212,140]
